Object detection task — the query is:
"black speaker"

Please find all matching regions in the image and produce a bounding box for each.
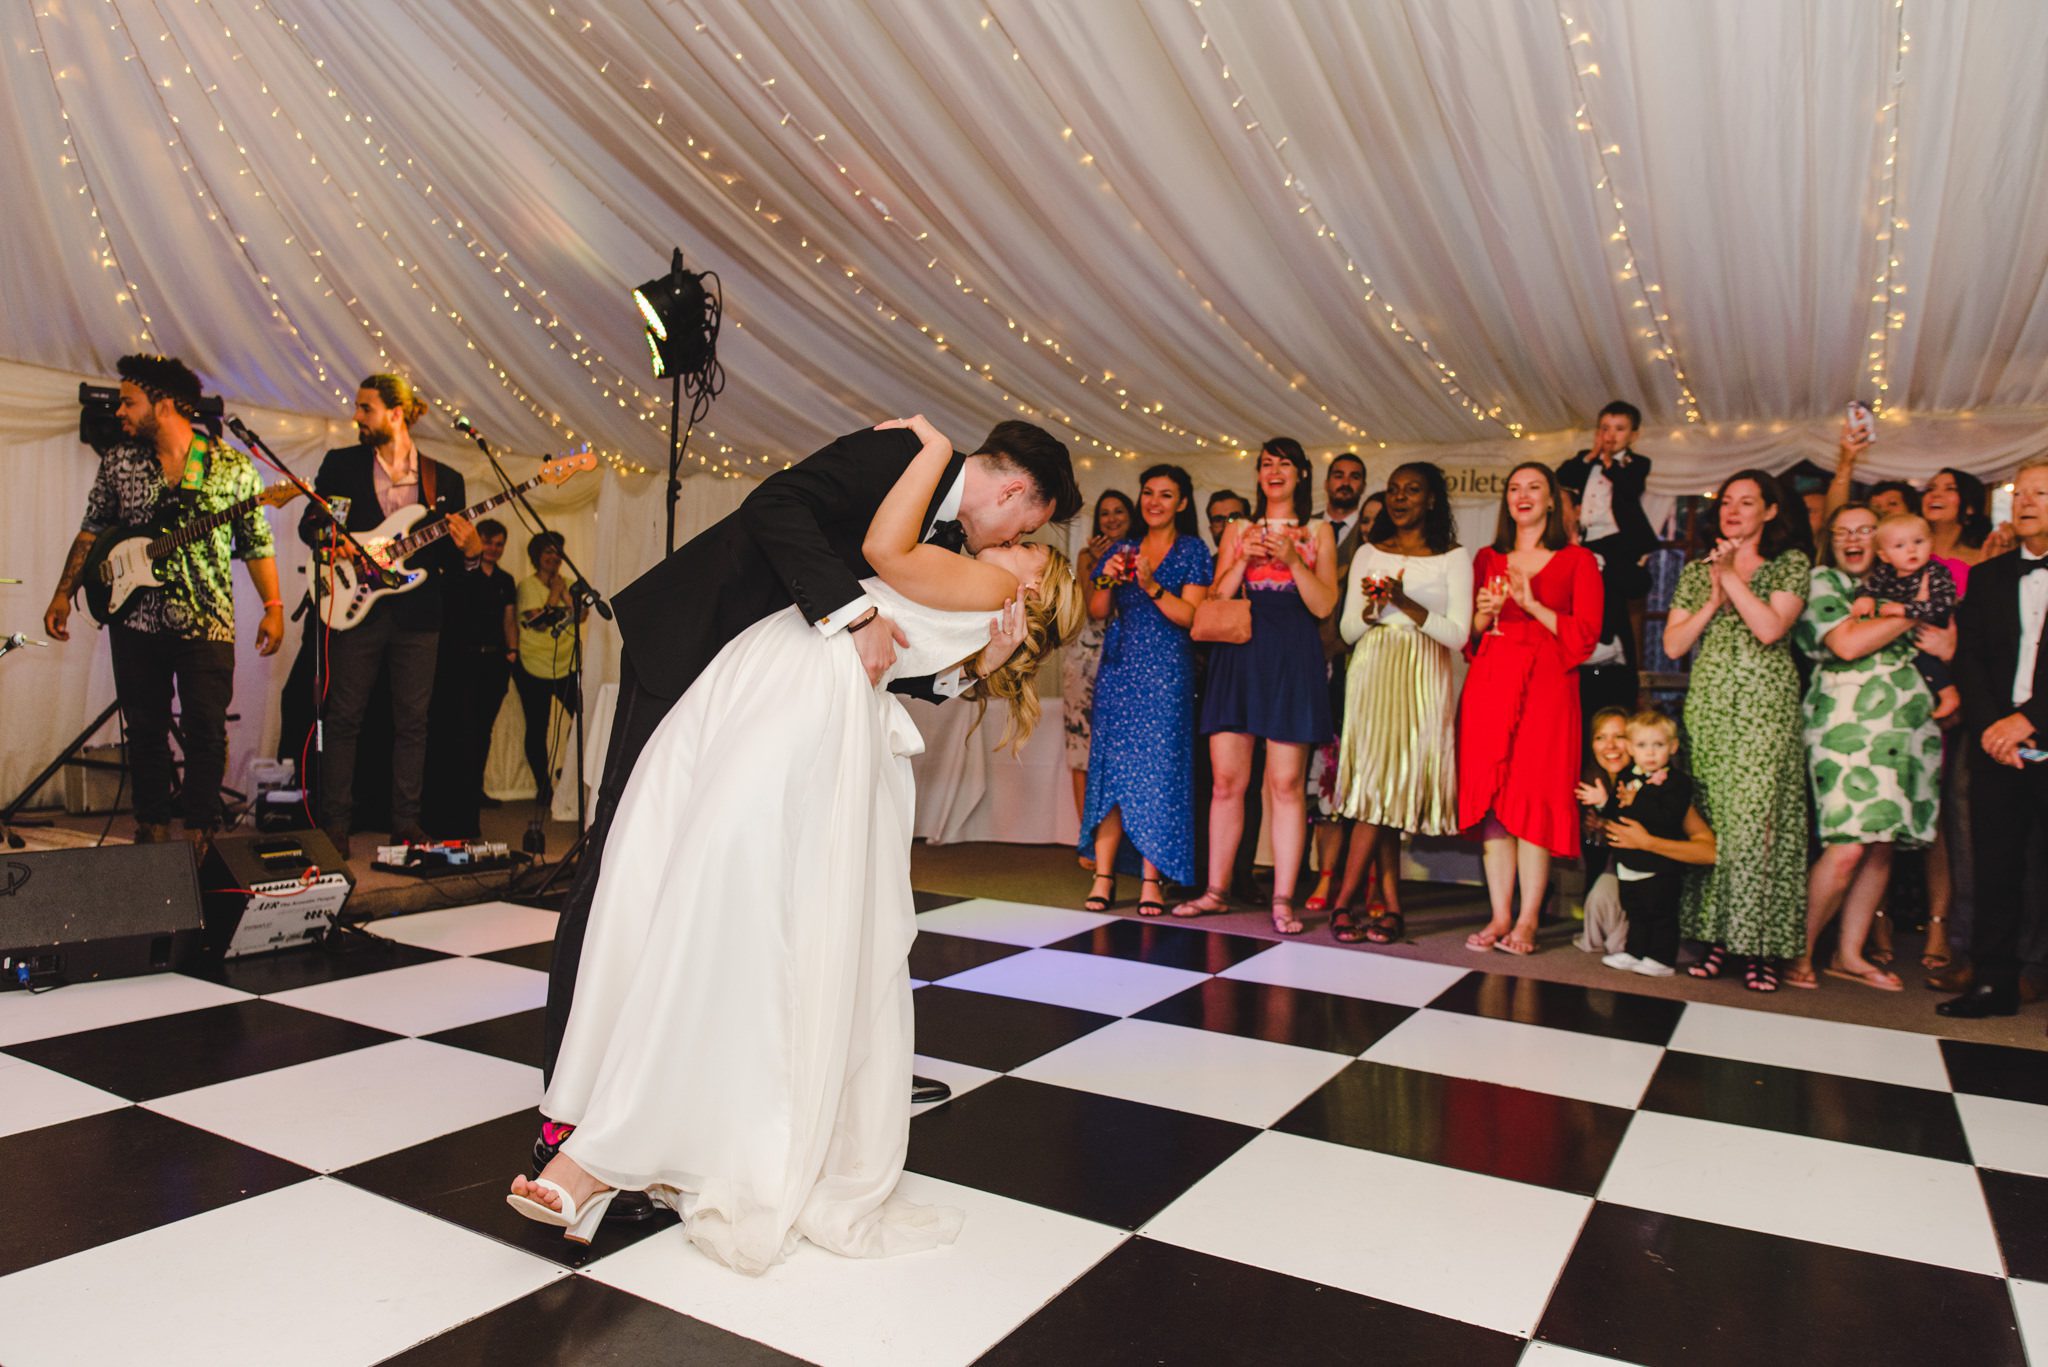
[200,829,354,959]
[0,843,205,991]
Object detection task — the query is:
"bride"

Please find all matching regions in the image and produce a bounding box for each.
[509,415,1082,1273]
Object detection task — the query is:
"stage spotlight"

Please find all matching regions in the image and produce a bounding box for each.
[630,249,725,553]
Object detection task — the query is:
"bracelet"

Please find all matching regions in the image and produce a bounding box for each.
[262,599,283,610]
[848,608,880,634]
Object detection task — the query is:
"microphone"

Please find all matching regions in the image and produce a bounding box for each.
[453,415,481,437]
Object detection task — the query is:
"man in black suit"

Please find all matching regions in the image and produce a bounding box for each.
[1557,401,1657,728]
[1939,456,2048,1024]
[534,419,1080,1183]
[296,375,482,852]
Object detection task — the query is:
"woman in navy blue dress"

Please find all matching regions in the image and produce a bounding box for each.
[1176,439,1339,934]
[1079,465,1214,917]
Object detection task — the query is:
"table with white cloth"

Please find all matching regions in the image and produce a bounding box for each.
[570,683,1074,846]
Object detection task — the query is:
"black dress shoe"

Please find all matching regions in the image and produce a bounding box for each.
[530,1129,661,1223]
[912,1075,952,1105]
[1936,982,2020,1019]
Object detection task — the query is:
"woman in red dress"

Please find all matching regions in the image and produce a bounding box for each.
[1458,462,1604,956]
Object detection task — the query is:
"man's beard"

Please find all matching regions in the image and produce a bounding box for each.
[1328,494,1360,516]
[359,424,392,449]
[124,413,159,444]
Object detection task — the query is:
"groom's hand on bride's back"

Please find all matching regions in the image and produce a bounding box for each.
[852,611,909,685]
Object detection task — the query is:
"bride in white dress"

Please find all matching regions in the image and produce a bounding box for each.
[508,416,1082,1274]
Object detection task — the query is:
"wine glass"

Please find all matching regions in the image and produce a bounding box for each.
[1486,573,1512,637]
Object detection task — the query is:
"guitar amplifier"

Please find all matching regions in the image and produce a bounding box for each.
[0,844,205,991]
[200,830,355,959]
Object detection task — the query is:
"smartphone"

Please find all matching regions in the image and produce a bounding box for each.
[1992,484,2015,529]
[2020,748,2048,764]
[1846,400,1877,444]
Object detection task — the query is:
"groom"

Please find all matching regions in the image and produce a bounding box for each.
[533,418,1081,1198]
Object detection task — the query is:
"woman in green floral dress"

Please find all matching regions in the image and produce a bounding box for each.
[1784,504,1944,990]
[1662,470,1812,991]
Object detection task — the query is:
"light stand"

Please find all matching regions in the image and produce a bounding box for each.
[632,248,721,554]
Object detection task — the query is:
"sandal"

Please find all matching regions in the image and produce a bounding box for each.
[1495,929,1538,957]
[1364,911,1405,946]
[1084,873,1117,913]
[1329,906,1367,944]
[1823,963,1904,992]
[1783,963,1820,990]
[1270,896,1305,936]
[1868,911,1894,967]
[1172,886,1231,919]
[1689,944,1730,980]
[1921,915,1952,971]
[1136,878,1167,919]
[1466,926,1507,952]
[1743,959,1780,993]
[1304,876,1332,915]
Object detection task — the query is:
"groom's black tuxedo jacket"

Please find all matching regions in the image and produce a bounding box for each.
[1955,548,2048,742]
[612,425,963,704]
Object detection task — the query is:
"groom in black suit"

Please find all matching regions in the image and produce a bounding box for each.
[535,419,1081,1183]
[1940,455,2048,1025]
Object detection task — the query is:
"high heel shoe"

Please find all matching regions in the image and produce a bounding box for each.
[1084,873,1118,913]
[507,1177,620,1244]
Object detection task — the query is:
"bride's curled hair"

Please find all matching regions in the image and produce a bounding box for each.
[969,546,1085,752]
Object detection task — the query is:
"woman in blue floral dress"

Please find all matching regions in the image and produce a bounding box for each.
[1079,466,1213,916]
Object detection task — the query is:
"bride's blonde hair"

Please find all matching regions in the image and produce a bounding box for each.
[970,546,1085,752]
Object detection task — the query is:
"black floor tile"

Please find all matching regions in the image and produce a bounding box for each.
[8,1000,399,1102]
[1982,1167,2048,1282]
[913,890,968,913]
[1942,1039,2048,1107]
[1133,978,1412,1056]
[908,931,1026,983]
[908,1076,1256,1229]
[381,1274,803,1365]
[478,940,556,973]
[1643,1051,1971,1162]
[1429,970,1683,1045]
[195,937,451,995]
[0,1107,309,1276]
[1539,1202,2026,1366]
[913,985,1116,1072]
[1273,1061,1632,1195]
[424,1008,547,1068]
[979,1236,1522,1367]
[337,1110,676,1268]
[1043,919,1275,972]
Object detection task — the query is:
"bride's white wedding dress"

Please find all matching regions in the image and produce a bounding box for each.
[542,579,987,1274]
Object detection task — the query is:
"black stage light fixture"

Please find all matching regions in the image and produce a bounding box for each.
[631,249,725,552]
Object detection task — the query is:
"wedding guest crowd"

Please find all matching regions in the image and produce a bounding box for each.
[1061,410,2044,1029]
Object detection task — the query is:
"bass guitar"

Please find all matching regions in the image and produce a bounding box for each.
[315,447,596,631]
[81,483,303,626]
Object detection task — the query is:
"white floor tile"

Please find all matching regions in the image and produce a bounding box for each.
[1955,1093,2048,1180]
[0,973,250,1048]
[912,1055,1002,1107]
[939,948,1207,1017]
[912,898,1116,947]
[0,1052,127,1137]
[2013,1279,2048,1367]
[147,1038,540,1171]
[1520,1343,1644,1366]
[584,1171,1126,1367]
[0,1177,561,1367]
[1217,942,1468,1007]
[1666,1001,1949,1091]
[1011,1018,1352,1127]
[266,955,547,1036]
[1144,1130,1591,1338]
[1364,1010,1664,1109]
[1598,1110,2001,1275]
[364,901,560,956]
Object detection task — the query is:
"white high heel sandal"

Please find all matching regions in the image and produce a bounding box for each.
[506,1178,620,1244]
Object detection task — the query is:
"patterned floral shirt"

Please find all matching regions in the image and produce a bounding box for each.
[80,437,275,641]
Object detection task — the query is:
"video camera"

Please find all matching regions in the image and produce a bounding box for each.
[78,381,225,449]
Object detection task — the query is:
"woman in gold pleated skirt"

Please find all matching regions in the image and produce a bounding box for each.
[1327,464,1473,943]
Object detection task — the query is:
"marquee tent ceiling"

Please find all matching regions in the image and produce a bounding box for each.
[7,0,2048,483]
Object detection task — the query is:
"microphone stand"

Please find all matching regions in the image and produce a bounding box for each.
[453,420,608,859]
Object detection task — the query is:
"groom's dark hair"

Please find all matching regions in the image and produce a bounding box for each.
[973,421,1083,524]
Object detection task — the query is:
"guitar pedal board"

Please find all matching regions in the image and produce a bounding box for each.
[371,839,517,877]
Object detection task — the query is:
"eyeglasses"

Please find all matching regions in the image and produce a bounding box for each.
[1831,526,1877,542]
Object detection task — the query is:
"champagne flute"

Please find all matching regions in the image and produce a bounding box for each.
[1486,573,1512,637]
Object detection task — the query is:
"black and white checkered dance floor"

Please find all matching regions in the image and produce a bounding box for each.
[2,892,2044,1365]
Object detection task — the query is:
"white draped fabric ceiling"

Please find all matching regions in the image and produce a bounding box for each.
[6,0,2048,804]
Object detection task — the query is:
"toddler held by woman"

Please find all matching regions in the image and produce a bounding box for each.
[1851,512,1959,719]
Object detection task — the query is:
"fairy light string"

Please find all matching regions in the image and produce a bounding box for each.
[1556,9,1702,424]
[1865,0,1910,416]
[1182,0,1525,440]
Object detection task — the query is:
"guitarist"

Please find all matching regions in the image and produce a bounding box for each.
[43,354,284,847]
[296,374,482,854]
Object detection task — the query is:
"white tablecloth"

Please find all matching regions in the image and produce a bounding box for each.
[572,683,1075,847]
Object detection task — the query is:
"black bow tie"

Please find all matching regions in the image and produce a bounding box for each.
[926,519,965,552]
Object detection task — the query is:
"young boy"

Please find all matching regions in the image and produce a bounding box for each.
[1600,710,1693,977]
[1852,512,1960,719]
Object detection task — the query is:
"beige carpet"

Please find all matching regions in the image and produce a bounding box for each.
[912,840,2048,1053]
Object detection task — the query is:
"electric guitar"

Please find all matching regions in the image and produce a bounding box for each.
[81,483,304,626]
[314,447,596,631]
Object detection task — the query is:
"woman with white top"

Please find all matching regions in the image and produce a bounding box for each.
[1326,462,1472,943]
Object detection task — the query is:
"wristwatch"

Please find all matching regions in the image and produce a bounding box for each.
[1146,583,1165,600]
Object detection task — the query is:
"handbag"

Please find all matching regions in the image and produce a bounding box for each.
[1191,585,1252,644]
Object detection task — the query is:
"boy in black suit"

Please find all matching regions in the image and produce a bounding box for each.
[1557,401,1657,728]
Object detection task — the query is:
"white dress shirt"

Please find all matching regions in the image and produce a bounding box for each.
[1579,456,1623,543]
[2014,551,2048,707]
[818,470,973,697]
